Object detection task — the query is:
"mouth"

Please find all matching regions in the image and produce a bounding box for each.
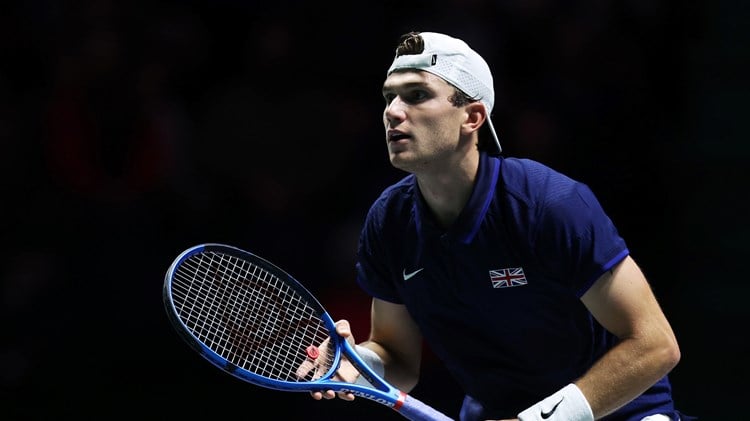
[387,130,410,142]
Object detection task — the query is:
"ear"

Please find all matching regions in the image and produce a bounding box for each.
[461,102,487,136]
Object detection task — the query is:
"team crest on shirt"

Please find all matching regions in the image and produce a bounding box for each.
[489,267,527,288]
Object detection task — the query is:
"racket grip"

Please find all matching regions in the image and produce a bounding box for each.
[398,394,454,421]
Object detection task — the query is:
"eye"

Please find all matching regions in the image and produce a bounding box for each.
[383,89,430,106]
[402,89,429,103]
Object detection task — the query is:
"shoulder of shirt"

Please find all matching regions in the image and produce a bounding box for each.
[364,174,415,218]
[498,156,564,178]
[380,173,415,196]
[496,156,581,205]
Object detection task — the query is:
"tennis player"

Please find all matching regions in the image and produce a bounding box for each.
[306,31,695,421]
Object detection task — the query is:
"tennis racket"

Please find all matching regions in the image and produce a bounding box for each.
[163,243,453,421]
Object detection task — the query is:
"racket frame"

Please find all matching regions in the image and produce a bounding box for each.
[163,243,452,420]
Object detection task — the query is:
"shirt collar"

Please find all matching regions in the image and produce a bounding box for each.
[413,152,501,244]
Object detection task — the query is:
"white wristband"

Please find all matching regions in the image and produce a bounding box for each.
[517,383,594,421]
[353,344,384,386]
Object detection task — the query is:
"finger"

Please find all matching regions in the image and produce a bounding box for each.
[335,320,358,349]
[332,366,360,385]
[296,360,315,378]
[335,320,352,338]
[337,391,356,401]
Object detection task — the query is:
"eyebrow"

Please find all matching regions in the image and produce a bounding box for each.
[382,80,431,95]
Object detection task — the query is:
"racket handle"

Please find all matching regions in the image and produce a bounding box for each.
[398,394,454,421]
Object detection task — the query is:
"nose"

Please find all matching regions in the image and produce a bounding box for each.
[384,97,406,126]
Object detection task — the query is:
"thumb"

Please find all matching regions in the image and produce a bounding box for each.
[335,319,354,343]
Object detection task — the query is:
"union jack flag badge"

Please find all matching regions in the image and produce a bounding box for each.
[489,267,527,288]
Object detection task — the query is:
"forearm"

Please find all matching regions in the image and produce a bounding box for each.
[517,335,679,421]
[575,336,680,419]
[364,299,424,392]
[358,340,421,392]
[573,256,682,419]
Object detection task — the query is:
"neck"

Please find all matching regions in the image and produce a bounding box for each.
[416,151,480,229]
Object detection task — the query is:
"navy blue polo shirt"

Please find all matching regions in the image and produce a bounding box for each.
[355,152,677,420]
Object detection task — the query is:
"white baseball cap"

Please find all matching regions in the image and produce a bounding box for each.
[387,32,501,154]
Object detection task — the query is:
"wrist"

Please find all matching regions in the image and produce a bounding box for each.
[517,383,593,421]
[354,344,384,386]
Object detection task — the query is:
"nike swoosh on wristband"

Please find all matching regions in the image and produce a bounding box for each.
[402,268,424,281]
[541,396,564,419]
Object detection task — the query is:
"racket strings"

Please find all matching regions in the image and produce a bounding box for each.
[171,251,335,382]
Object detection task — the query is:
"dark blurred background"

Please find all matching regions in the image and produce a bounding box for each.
[1,0,746,419]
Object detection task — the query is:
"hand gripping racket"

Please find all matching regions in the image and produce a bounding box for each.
[163,243,453,421]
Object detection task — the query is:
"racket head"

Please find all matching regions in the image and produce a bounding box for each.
[162,243,343,391]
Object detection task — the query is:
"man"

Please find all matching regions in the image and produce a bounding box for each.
[303,31,693,421]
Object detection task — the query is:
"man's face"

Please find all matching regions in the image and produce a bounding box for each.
[381,70,468,172]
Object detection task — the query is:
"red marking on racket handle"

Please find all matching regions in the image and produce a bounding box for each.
[394,391,407,410]
[306,345,320,360]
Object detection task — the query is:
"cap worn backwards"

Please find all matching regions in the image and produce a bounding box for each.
[387,32,501,154]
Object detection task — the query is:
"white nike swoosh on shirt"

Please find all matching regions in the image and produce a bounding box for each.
[402,268,424,281]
